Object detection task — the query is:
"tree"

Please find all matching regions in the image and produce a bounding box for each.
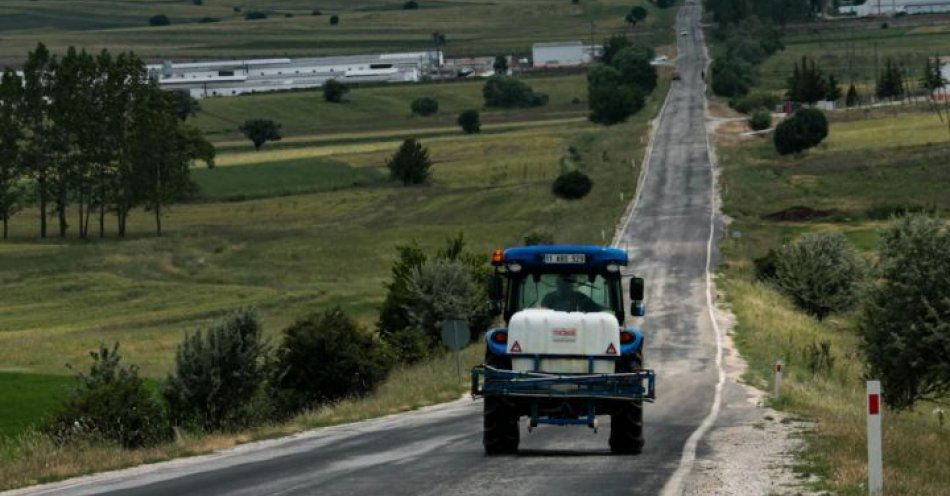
[773,232,867,319]
[149,14,171,26]
[625,6,648,30]
[552,170,593,199]
[773,108,828,155]
[272,308,393,414]
[483,76,548,108]
[239,119,282,151]
[21,43,54,238]
[244,11,267,20]
[860,214,950,410]
[786,56,828,104]
[405,258,481,344]
[845,82,859,107]
[493,55,508,75]
[410,96,439,116]
[876,57,904,100]
[587,64,645,125]
[611,47,658,93]
[600,35,631,65]
[457,109,481,134]
[0,69,24,239]
[169,90,201,120]
[387,138,432,185]
[748,109,772,131]
[323,79,349,103]
[921,56,946,93]
[403,0,419,9]
[329,14,339,24]
[826,74,842,102]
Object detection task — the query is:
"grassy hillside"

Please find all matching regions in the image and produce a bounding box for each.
[717,109,950,495]
[0,0,675,64]
[194,73,590,145]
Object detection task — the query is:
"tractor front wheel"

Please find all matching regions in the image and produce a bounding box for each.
[483,397,519,455]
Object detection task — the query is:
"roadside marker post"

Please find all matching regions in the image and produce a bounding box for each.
[773,361,782,399]
[867,380,883,496]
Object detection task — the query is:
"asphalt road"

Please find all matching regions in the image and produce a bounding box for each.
[11,4,724,496]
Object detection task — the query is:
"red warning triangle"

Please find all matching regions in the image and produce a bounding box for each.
[510,341,522,353]
[606,343,618,355]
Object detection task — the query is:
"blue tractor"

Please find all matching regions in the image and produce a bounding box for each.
[471,245,654,455]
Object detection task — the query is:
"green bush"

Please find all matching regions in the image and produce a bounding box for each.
[244,11,267,20]
[403,0,419,8]
[323,79,349,103]
[404,258,482,344]
[483,76,548,108]
[149,14,171,26]
[552,170,593,200]
[711,57,754,97]
[163,309,272,431]
[774,108,828,155]
[45,343,171,449]
[729,91,780,114]
[587,64,645,125]
[410,97,439,116]
[748,110,772,131]
[611,47,657,93]
[387,138,432,185]
[773,232,867,320]
[861,214,950,409]
[457,109,481,134]
[272,308,393,413]
[329,14,340,25]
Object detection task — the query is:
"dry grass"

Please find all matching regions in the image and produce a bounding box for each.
[0,346,481,491]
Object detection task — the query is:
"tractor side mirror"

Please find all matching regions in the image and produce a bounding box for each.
[629,277,645,317]
[488,274,504,314]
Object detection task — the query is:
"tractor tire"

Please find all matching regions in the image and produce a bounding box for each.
[483,396,519,455]
[610,350,644,455]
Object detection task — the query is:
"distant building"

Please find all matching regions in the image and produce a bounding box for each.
[531,41,600,68]
[443,56,501,77]
[147,51,441,99]
[838,0,950,16]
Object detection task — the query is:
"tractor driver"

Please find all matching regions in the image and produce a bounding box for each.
[540,275,602,313]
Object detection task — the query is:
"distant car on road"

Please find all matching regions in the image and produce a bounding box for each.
[650,55,669,65]
[680,30,688,36]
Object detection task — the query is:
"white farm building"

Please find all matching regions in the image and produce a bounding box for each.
[147,51,442,99]
[531,41,599,68]
[838,0,950,16]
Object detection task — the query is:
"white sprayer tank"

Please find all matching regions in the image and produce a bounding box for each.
[507,309,620,374]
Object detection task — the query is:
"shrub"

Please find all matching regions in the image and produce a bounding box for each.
[493,55,508,75]
[710,57,754,98]
[272,308,393,413]
[149,14,171,26]
[552,170,593,200]
[587,65,644,125]
[753,248,779,281]
[198,16,220,23]
[483,76,548,108]
[323,79,348,103]
[387,138,432,185]
[774,108,828,155]
[457,109,481,134]
[773,232,867,319]
[163,309,272,431]
[244,11,267,20]
[404,258,481,344]
[861,214,950,409]
[730,91,780,114]
[600,35,631,65]
[748,110,772,131]
[193,0,203,5]
[45,343,171,449]
[330,14,340,25]
[845,83,859,107]
[410,96,439,116]
[233,6,241,13]
[285,13,294,18]
[378,235,492,363]
[312,9,322,16]
[404,0,419,9]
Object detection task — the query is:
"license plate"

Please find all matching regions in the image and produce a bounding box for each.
[544,254,586,264]
[552,328,577,342]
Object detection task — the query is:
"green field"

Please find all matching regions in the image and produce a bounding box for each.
[0,374,72,438]
[718,109,950,495]
[756,23,950,92]
[195,73,591,145]
[0,0,674,65]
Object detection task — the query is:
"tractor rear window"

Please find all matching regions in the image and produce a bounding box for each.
[515,273,610,313]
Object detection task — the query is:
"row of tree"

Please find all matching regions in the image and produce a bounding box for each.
[0,43,215,239]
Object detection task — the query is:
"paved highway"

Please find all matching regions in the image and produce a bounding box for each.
[11,3,727,495]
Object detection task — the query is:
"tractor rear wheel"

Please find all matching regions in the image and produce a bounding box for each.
[483,397,519,455]
[610,350,644,454]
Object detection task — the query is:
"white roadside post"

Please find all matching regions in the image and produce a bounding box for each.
[867,380,883,496]
[773,361,782,399]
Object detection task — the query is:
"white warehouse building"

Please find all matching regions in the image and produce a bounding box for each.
[147,51,442,98]
[532,41,599,68]
[838,0,950,16]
